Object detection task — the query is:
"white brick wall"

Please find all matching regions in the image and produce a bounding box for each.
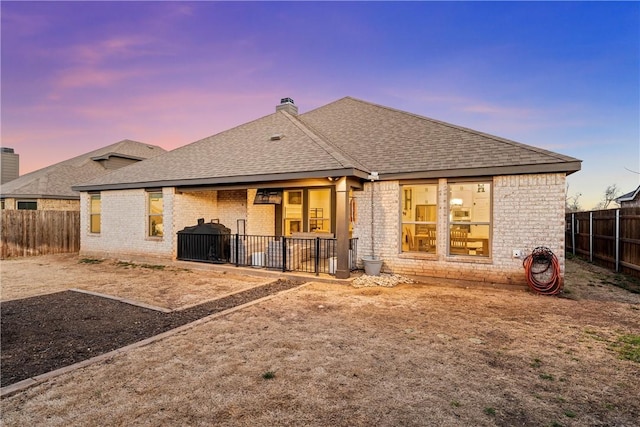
[217,190,247,234]
[79,174,566,285]
[246,189,275,235]
[80,188,174,260]
[173,190,218,232]
[353,173,566,286]
[81,188,255,260]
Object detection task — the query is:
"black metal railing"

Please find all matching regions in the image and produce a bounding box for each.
[177,232,230,263]
[178,233,358,275]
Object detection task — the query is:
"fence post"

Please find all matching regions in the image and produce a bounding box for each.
[589,211,593,263]
[571,213,576,256]
[615,209,620,272]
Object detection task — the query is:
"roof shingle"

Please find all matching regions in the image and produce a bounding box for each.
[72,97,581,191]
[1,140,165,199]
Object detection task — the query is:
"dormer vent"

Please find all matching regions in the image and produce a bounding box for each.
[270,133,284,141]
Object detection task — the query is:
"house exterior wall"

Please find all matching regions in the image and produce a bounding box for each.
[80,188,175,260]
[1,198,79,211]
[2,198,16,209]
[173,191,218,231]
[620,198,640,208]
[246,189,275,235]
[352,173,566,287]
[218,190,248,234]
[78,173,566,285]
[80,188,253,261]
[39,199,80,210]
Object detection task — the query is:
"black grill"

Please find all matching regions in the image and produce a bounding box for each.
[177,219,231,263]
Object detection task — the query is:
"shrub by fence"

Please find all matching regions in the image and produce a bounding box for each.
[566,207,640,278]
[1,210,80,258]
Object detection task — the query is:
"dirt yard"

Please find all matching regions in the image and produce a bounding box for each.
[1,254,639,426]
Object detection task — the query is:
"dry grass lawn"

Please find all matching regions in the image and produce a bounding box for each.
[1,254,639,426]
[0,253,268,310]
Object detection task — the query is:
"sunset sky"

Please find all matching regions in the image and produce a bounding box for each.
[2,1,638,209]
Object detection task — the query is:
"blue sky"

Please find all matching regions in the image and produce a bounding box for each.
[2,1,638,209]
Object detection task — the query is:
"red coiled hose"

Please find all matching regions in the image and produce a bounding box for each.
[523,247,562,295]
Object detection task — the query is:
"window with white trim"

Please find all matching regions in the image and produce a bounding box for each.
[148,192,163,237]
[90,194,101,234]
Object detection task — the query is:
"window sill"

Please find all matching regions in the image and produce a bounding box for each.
[398,252,438,260]
[146,236,164,242]
[444,255,492,264]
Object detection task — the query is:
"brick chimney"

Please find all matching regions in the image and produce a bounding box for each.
[276,97,298,115]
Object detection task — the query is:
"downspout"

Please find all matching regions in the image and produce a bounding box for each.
[367,172,379,258]
[371,180,375,258]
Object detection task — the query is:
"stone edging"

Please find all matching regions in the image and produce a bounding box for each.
[69,288,172,313]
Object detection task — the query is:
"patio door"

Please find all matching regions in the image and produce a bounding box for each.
[308,188,331,232]
[281,188,334,236]
[283,190,303,235]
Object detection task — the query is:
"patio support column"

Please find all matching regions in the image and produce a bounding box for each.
[335,177,351,279]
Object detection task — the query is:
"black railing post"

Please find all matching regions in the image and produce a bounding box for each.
[282,237,287,272]
[235,234,239,267]
[315,237,320,276]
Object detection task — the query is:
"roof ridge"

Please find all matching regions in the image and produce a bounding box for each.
[282,111,369,172]
[343,97,579,163]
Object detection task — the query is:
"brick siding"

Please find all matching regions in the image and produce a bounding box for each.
[1,198,79,211]
[79,175,566,286]
[80,188,258,260]
[352,173,566,286]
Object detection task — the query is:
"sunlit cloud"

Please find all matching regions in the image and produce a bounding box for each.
[461,103,533,118]
[53,67,141,89]
[0,8,51,37]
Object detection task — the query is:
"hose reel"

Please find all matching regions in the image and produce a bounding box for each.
[523,246,562,295]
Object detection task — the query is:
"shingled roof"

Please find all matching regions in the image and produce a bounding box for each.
[615,185,640,204]
[73,97,581,191]
[1,140,165,199]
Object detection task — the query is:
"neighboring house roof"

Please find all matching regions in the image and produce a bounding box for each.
[73,97,581,192]
[1,140,166,200]
[615,185,640,203]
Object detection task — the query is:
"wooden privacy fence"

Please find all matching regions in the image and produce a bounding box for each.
[0,210,80,258]
[566,207,640,278]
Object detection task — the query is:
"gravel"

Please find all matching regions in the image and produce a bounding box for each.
[351,274,414,288]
